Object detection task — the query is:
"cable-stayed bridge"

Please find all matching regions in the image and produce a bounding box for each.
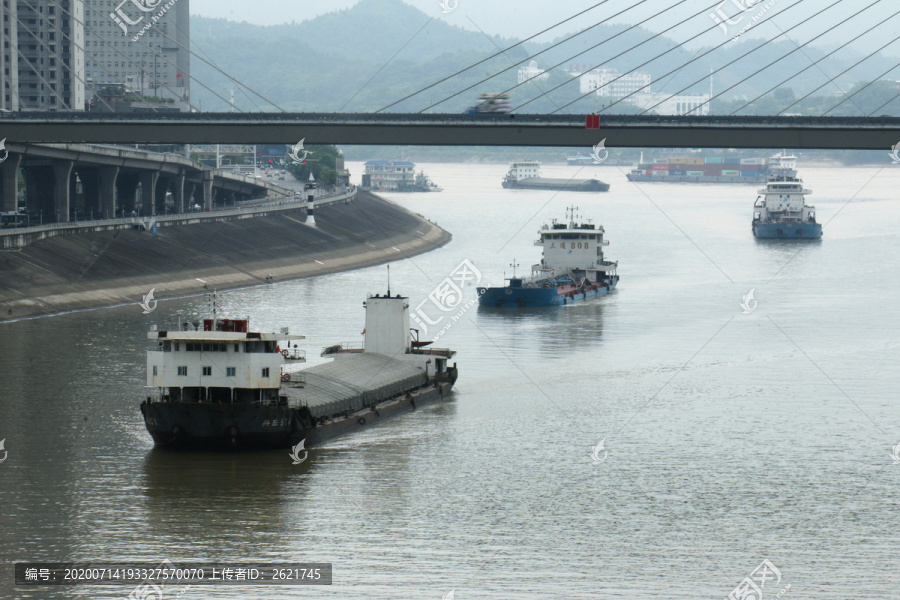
[1,113,898,150]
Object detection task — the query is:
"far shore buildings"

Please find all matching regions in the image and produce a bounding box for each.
[1,0,190,111]
[518,60,549,84]
[572,64,711,116]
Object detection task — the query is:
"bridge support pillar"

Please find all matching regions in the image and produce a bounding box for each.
[139,171,159,216]
[155,177,170,215]
[99,166,119,220]
[1,153,21,213]
[172,173,185,214]
[202,171,214,211]
[78,168,101,220]
[52,159,74,223]
[117,173,139,217]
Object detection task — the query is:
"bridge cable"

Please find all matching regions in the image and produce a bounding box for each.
[728,1,896,116]
[778,27,900,115]
[866,85,900,116]
[46,0,208,113]
[822,58,900,115]
[377,1,618,112]
[545,0,817,114]
[658,0,879,116]
[152,25,284,112]
[15,0,130,113]
[655,0,876,115]
[506,0,728,114]
[65,2,237,112]
[10,8,73,110]
[426,0,691,114]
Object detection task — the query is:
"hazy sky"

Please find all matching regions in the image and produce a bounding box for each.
[190,0,897,57]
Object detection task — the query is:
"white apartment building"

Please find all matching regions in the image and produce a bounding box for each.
[518,60,548,84]
[579,67,651,98]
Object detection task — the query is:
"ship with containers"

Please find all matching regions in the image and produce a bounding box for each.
[502,160,610,192]
[627,154,773,183]
[478,207,618,307]
[140,291,458,450]
[752,153,822,239]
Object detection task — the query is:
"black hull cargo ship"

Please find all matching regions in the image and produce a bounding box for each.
[140,293,457,450]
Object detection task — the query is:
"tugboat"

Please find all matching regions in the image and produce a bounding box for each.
[751,154,822,239]
[502,161,609,192]
[477,207,619,307]
[140,292,457,450]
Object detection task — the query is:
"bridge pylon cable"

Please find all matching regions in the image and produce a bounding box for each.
[666,0,879,117]
[509,0,723,114]
[153,26,284,112]
[778,30,900,115]
[411,0,660,113]
[377,0,614,113]
[728,1,897,116]
[435,0,696,115]
[73,3,236,112]
[16,0,125,113]
[668,0,879,116]
[823,60,900,115]
[11,6,73,110]
[47,0,204,112]
[550,0,816,115]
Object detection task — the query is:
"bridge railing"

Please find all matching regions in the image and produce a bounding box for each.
[0,186,358,238]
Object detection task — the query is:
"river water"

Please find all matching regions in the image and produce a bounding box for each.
[1,161,899,599]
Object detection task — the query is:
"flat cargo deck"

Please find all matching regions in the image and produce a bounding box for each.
[281,353,428,419]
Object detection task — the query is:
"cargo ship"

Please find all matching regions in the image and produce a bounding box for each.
[626,155,773,183]
[752,154,821,239]
[478,208,618,307]
[140,292,457,450]
[502,161,610,192]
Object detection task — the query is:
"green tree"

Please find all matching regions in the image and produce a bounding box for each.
[286,145,340,186]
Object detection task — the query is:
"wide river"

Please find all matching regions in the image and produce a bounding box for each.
[1,161,898,599]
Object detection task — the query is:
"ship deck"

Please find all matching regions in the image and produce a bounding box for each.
[281,353,428,419]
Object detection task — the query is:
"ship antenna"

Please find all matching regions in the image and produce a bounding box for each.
[510,259,519,278]
[387,263,391,297]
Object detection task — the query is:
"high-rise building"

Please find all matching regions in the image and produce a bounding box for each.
[0,0,190,111]
[1,0,19,110]
[3,0,85,111]
[83,0,190,104]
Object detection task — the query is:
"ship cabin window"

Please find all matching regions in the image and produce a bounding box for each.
[226,367,236,377]
[152,366,158,376]
[262,367,270,378]
[177,366,187,376]
[162,341,171,351]
[202,366,212,376]
[173,343,179,351]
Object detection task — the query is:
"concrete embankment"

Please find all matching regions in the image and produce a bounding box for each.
[0,191,450,319]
